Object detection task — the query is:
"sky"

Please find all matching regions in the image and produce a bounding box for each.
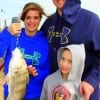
[0,0,100,28]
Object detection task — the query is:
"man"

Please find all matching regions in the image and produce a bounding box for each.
[41,0,100,100]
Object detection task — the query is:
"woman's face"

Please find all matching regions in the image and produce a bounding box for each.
[24,10,41,36]
[53,0,66,10]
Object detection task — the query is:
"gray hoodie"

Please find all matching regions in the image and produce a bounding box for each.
[40,44,85,100]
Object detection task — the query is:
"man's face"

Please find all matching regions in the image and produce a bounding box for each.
[53,0,66,10]
[59,50,72,76]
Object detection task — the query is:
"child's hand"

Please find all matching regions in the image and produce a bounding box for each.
[27,65,38,77]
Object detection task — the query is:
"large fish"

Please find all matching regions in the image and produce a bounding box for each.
[6,47,29,100]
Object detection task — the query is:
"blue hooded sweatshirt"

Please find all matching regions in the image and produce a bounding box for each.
[0,28,50,99]
[41,0,100,100]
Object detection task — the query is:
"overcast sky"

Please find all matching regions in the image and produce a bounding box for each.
[0,0,100,27]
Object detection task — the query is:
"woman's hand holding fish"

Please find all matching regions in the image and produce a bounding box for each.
[27,65,38,77]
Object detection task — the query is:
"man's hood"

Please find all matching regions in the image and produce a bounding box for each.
[57,44,85,82]
[62,0,81,24]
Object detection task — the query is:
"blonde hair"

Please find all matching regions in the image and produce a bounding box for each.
[21,2,47,21]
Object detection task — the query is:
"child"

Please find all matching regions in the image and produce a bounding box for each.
[40,44,85,100]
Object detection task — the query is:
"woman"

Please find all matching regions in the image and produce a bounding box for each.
[0,2,50,100]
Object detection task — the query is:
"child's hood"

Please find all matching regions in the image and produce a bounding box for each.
[57,44,85,82]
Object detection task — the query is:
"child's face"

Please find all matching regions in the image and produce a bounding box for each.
[59,50,72,76]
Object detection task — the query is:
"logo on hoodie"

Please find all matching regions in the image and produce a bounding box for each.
[20,48,41,66]
[47,26,71,44]
[49,85,70,100]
